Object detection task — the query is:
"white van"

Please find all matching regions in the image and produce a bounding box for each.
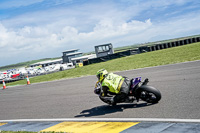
[60,63,74,71]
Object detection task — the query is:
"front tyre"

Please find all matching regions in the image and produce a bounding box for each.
[138,85,161,103]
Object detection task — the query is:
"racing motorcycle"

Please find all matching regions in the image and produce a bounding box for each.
[94,77,161,105]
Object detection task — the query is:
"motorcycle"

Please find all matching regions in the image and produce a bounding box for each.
[94,77,161,105]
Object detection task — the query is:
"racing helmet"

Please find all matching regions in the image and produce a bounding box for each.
[96,69,108,82]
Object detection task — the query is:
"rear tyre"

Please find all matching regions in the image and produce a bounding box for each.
[138,85,161,103]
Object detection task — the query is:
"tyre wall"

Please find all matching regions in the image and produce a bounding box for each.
[85,36,200,65]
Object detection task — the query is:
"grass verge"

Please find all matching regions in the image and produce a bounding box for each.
[6,42,200,86]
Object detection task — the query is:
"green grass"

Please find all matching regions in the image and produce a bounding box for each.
[6,42,200,86]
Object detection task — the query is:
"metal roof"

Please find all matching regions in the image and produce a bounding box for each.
[66,52,82,56]
[94,43,112,47]
[30,58,62,66]
[62,49,79,53]
[71,54,96,61]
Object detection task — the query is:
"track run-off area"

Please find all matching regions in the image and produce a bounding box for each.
[0,60,200,132]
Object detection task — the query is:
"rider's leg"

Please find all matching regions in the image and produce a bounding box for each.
[110,78,131,105]
[119,78,131,101]
[113,93,127,103]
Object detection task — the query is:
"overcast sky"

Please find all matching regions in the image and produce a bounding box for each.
[0,0,200,67]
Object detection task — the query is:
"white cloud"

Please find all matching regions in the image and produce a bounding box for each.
[0,17,153,57]
[0,0,200,66]
[1,11,200,57]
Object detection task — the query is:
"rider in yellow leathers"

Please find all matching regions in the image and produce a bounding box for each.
[94,69,131,105]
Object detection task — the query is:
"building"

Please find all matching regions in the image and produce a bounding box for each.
[30,58,63,67]
[95,43,114,58]
[71,54,96,65]
[62,49,82,64]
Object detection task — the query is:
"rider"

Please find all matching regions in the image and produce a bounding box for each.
[94,69,131,105]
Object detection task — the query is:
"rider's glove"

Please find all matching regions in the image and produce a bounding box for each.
[94,88,101,95]
[94,81,101,95]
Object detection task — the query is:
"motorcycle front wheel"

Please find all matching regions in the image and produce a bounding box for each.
[138,85,161,103]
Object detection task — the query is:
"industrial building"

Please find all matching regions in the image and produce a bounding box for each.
[95,43,114,58]
[71,54,96,65]
[30,58,63,67]
[62,49,82,64]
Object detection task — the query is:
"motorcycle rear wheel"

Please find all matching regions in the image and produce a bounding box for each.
[138,85,161,103]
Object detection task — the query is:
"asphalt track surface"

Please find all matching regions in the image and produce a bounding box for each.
[0,60,200,120]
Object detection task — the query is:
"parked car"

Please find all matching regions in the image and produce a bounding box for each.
[10,73,20,79]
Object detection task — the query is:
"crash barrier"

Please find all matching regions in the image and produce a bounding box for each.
[139,36,200,53]
[85,36,200,65]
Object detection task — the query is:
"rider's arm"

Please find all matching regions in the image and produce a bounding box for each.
[101,86,109,97]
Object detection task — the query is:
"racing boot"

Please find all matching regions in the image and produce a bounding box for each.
[109,97,116,106]
[124,97,135,103]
